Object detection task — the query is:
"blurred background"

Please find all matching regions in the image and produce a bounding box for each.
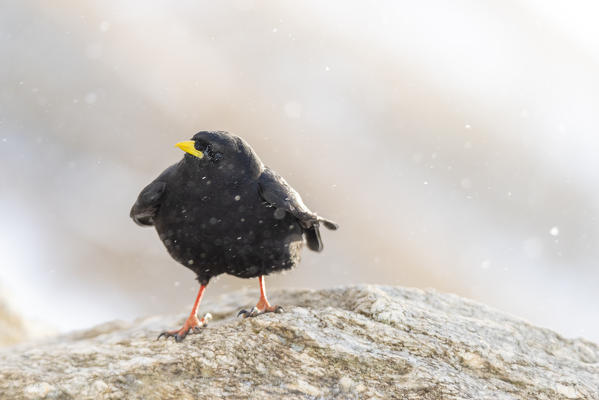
[1,1,598,345]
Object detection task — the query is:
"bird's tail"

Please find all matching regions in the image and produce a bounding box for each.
[305,224,324,252]
[318,217,339,230]
[305,217,338,252]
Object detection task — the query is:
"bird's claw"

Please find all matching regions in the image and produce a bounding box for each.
[237,309,249,318]
[237,307,263,318]
[157,329,189,342]
[237,305,284,318]
[157,313,212,342]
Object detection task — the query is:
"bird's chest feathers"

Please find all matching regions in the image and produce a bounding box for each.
[158,177,262,234]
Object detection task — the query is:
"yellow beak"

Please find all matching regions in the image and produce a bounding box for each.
[175,140,204,159]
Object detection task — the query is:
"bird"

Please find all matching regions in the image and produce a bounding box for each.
[130,131,338,341]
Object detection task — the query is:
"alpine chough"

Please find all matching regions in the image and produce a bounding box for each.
[130,131,338,341]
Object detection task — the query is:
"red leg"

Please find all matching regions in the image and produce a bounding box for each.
[238,276,284,318]
[158,284,212,342]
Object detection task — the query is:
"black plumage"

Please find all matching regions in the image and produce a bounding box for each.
[130,131,337,341]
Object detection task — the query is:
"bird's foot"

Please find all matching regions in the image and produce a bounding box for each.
[237,304,284,318]
[157,313,212,342]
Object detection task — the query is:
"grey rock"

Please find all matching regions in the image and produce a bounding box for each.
[1,285,598,399]
[0,288,57,348]
[0,293,28,347]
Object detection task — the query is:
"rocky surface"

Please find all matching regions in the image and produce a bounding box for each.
[0,285,55,348]
[0,284,32,348]
[1,285,598,399]
[0,297,27,348]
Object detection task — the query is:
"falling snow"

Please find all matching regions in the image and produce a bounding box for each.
[85,92,97,104]
[99,21,111,32]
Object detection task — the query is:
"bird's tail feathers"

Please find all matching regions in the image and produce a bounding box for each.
[305,224,324,252]
[318,217,339,230]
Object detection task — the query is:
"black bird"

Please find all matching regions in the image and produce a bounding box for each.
[130,131,338,341]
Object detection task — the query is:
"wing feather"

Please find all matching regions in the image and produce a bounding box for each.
[130,164,178,226]
[257,167,338,252]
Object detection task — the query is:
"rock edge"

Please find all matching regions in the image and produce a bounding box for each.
[1,285,598,399]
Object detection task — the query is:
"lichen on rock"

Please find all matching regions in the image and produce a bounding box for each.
[1,285,598,399]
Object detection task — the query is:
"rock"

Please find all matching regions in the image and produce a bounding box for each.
[0,284,57,347]
[0,290,28,347]
[0,285,598,399]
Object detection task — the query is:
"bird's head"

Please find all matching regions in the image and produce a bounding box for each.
[175,131,231,162]
[175,131,263,177]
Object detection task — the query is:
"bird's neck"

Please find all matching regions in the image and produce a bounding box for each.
[179,158,262,184]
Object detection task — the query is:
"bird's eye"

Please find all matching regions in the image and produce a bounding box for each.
[194,141,208,151]
[203,144,223,161]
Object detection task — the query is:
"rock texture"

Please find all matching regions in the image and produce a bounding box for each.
[1,285,598,399]
[0,284,55,348]
[0,286,29,347]
[0,298,27,348]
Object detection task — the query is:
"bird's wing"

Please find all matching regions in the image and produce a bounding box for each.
[257,167,338,252]
[130,164,176,226]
